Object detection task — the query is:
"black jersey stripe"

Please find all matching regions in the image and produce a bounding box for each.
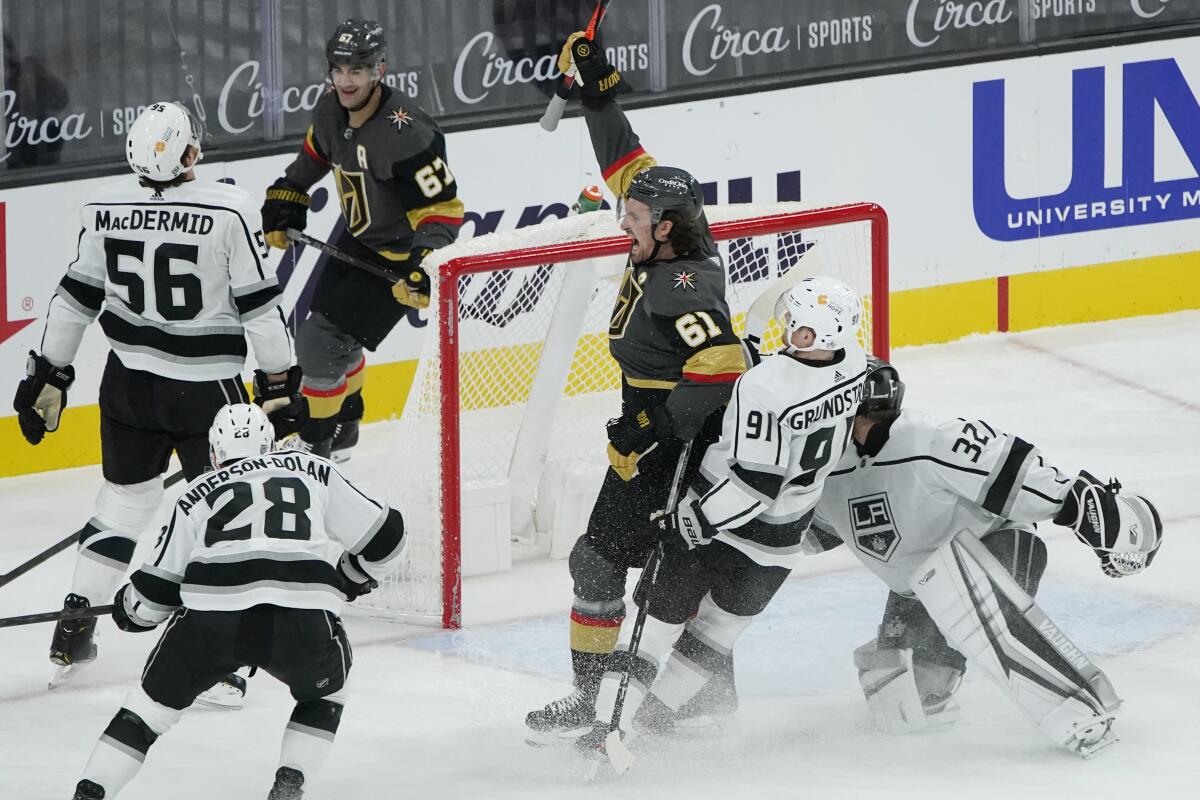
[730,462,785,502]
[131,569,183,610]
[982,437,1036,516]
[58,274,105,312]
[871,454,990,477]
[100,310,248,360]
[234,284,283,319]
[182,556,341,588]
[357,508,406,563]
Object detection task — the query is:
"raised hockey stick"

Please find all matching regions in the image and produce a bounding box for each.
[740,243,828,367]
[0,603,114,629]
[602,438,694,776]
[286,229,401,284]
[539,0,611,132]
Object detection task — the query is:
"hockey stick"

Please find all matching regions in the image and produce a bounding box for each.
[539,0,611,132]
[0,531,80,589]
[286,229,400,285]
[602,438,694,775]
[740,243,828,367]
[0,603,114,629]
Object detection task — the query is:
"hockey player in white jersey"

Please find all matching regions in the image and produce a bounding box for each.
[810,357,1163,757]
[577,276,868,756]
[11,102,302,696]
[71,404,406,800]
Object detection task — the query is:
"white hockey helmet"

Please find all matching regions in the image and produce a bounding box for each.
[775,275,863,352]
[125,101,202,182]
[209,404,274,467]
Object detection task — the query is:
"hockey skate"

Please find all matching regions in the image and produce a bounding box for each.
[279,434,332,460]
[1068,713,1119,760]
[49,594,98,689]
[330,419,359,463]
[525,687,597,746]
[267,766,304,799]
[72,778,105,799]
[195,673,248,711]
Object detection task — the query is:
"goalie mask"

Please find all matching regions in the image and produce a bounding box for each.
[860,356,905,423]
[775,275,862,352]
[125,101,202,182]
[209,404,275,468]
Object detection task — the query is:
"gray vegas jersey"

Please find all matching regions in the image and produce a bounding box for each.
[696,346,868,568]
[126,451,406,619]
[812,409,1074,594]
[41,177,291,380]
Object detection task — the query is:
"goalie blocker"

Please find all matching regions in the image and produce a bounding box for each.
[858,529,1121,758]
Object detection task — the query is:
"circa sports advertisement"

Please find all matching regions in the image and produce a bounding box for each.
[1,37,1195,419]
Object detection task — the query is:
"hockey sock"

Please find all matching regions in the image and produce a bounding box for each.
[79,688,182,796]
[279,692,346,779]
[594,616,683,729]
[300,379,345,444]
[569,598,625,695]
[70,478,163,606]
[342,357,366,411]
[654,595,751,713]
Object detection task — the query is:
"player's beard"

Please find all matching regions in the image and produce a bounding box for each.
[340,81,380,113]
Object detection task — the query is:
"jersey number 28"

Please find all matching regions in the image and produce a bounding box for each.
[204,477,312,546]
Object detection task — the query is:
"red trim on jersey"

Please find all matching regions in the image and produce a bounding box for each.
[570,611,623,628]
[302,382,347,398]
[417,215,464,227]
[302,138,328,166]
[346,357,366,378]
[682,371,742,384]
[602,146,647,181]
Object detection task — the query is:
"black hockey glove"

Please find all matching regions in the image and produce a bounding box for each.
[13,351,75,446]
[253,365,307,439]
[1053,470,1163,577]
[606,405,672,481]
[391,249,431,309]
[670,491,718,550]
[561,33,626,109]
[337,552,379,601]
[261,178,310,249]
[111,585,157,633]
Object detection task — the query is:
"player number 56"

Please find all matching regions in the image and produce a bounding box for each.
[415,156,455,198]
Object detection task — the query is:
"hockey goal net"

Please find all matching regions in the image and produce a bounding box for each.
[361,202,889,628]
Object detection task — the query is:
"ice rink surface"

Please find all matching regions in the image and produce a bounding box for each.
[1,311,1198,799]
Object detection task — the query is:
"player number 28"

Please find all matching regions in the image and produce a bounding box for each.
[415,157,455,198]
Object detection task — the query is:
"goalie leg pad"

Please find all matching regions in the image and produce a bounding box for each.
[909,530,1122,755]
[854,642,936,734]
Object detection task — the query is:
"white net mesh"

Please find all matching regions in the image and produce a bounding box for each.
[360,202,887,625]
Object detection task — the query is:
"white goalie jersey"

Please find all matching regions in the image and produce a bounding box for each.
[695,346,868,567]
[40,177,292,380]
[126,451,406,620]
[812,409,1075,594]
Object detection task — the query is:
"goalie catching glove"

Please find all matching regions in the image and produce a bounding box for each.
[391,248,431,309]
[13,351,75,445]
[607,405,672,481]
[260,178,310,250]
[558,32,626,109]
[1053,470,1163,577]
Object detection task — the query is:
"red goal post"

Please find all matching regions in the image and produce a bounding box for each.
[366,201,889,628]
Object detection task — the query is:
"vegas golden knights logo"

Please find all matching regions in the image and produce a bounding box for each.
[609,267,644,339]
[333,167,372,236]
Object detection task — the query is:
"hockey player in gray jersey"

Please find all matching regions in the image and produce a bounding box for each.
[575,276,868,756]
[12,102,301,696]
[810,358,1164,757]
[71,403,407,800]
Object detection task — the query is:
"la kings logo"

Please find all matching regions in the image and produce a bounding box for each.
[848,492,901,562]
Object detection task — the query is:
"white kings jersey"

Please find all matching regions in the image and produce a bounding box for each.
[812,409,1074,595]
[40,176,292,380]
[695,346,868,568]
[126,450,406,620]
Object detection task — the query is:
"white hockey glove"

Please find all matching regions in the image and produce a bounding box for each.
[672,491,718,550]
[1054,471,1163,577]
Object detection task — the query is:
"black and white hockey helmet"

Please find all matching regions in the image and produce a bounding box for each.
[859,356,905,423]
[627,166,704,223]
[209,404,275,467]
[326,18,387,68]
